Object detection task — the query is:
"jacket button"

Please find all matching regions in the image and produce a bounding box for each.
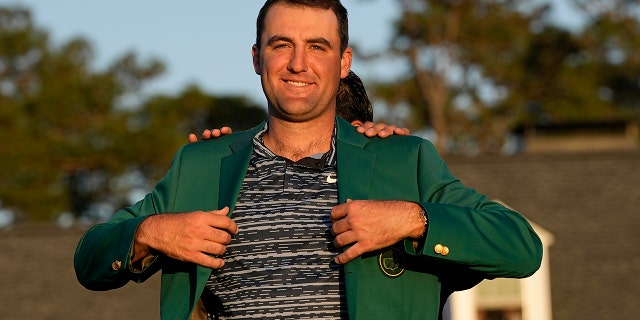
[434,244,443,254]
[111,260,122,271]
[441,246,450,256]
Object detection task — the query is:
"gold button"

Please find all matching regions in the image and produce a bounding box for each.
[111,260,122,271]
[434,244,443,254]
[441,246,450,256]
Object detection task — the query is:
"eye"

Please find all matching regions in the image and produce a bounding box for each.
[273,43,289,49]
[310,44,326,51]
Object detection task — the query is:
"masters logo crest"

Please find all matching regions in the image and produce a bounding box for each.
[378,247,406,278]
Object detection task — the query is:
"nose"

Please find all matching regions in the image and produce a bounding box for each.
[287,47,308,73]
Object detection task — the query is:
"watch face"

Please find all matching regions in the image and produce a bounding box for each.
[378,247,405,278]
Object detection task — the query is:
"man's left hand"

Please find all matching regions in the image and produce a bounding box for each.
[330,200,425,264]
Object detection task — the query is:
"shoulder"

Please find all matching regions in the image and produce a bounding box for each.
[336,117,436,152]
[178,122,265,160]
[364,134,438,156]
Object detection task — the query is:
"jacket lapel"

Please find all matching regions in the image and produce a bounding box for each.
[219,127,260,212]
[336,117,376,203]
[194,122,265,317]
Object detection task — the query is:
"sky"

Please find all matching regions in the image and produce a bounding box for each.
[2,0,400,104]
[2,0,583,105]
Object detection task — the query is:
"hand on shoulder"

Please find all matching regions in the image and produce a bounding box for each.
[353,121,411,138]
[188,127,233,143]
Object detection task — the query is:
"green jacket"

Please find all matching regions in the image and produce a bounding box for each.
[75,117,542,320]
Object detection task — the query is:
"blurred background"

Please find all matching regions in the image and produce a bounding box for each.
[0,1,638,319]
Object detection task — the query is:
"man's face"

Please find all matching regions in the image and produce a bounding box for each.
[252,3,352,123]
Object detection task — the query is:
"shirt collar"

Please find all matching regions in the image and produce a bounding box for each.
[251,121,337,170]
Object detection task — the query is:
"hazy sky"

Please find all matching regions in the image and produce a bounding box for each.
[3,0,399,103]
[2,0,582,104]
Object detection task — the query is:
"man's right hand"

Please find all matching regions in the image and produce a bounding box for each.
[131,207,238,269]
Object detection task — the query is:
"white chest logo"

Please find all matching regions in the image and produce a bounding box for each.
[326,174,337,183]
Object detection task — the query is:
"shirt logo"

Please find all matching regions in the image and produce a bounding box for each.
[326,174,337,183]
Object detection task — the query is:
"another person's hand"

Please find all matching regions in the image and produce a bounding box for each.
[188,122,408,142]
[330,200,425,264]
[131,207,238,269]
[354,121,411,138]
[188,127,233,143]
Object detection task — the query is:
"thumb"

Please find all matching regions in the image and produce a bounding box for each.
[211,206,230,216]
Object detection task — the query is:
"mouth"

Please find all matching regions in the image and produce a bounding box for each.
[284,80,312,87]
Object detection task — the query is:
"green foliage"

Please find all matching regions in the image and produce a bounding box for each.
[0,6,266,222]
[365,0,640,154]
[126,86,266,182]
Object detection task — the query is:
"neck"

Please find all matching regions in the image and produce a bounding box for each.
[263,114,335,162]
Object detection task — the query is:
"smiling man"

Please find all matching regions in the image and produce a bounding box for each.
[74,1,543,319]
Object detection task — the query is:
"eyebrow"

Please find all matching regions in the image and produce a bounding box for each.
[266,35,333,49]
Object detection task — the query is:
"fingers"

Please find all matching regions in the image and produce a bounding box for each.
[191,234,230,256]
[355,121,373,134]
[211,129,223,137]
[193,252,226,269]
[394,127,411,135]
[376,125,397,138]
[135,210,239,269]
[199,127,233,140]
[334,243,364,265]
[206,207,238,235]
[330,202,349,222]
[201,129,212,140]
[332,228,357,248]
[190,127,235,143]
[363,122,383,137]
[331,200,414,264]
[212,206,230,216]
[204,225,234,245]
[355,122,402,138]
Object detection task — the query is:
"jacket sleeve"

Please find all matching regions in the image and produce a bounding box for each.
[73,146,187,291]
[405,139,543,279]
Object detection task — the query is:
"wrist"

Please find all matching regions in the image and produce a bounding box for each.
[132,216,155,261]
[409,205,428,251]
[409,204,428,240]
[417,208,428,238]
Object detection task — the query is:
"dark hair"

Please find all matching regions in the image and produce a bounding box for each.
[336,71,373,123]
[255,0,349,54]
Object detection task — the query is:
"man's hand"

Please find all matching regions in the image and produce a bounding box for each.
[188,127,233,143]
[132,207,238,269]
[330,200,425,264]
[355,121,411,138]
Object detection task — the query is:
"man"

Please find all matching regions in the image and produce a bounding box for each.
[74,1,543,319]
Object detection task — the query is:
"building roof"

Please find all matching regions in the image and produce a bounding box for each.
[1,150,638,320]
[445,150,640,320]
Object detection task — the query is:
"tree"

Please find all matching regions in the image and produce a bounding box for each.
[0,6,266,222]
[366,0,548,153]
[0,6,166,221]
[365,0,640,154]
[123,85,266,183]
[574,0,640,114]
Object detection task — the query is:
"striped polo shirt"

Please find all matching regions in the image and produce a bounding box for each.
[204,124,346,319]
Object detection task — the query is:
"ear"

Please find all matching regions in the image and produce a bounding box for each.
[252,44,261,75]
[340,47,353,78]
